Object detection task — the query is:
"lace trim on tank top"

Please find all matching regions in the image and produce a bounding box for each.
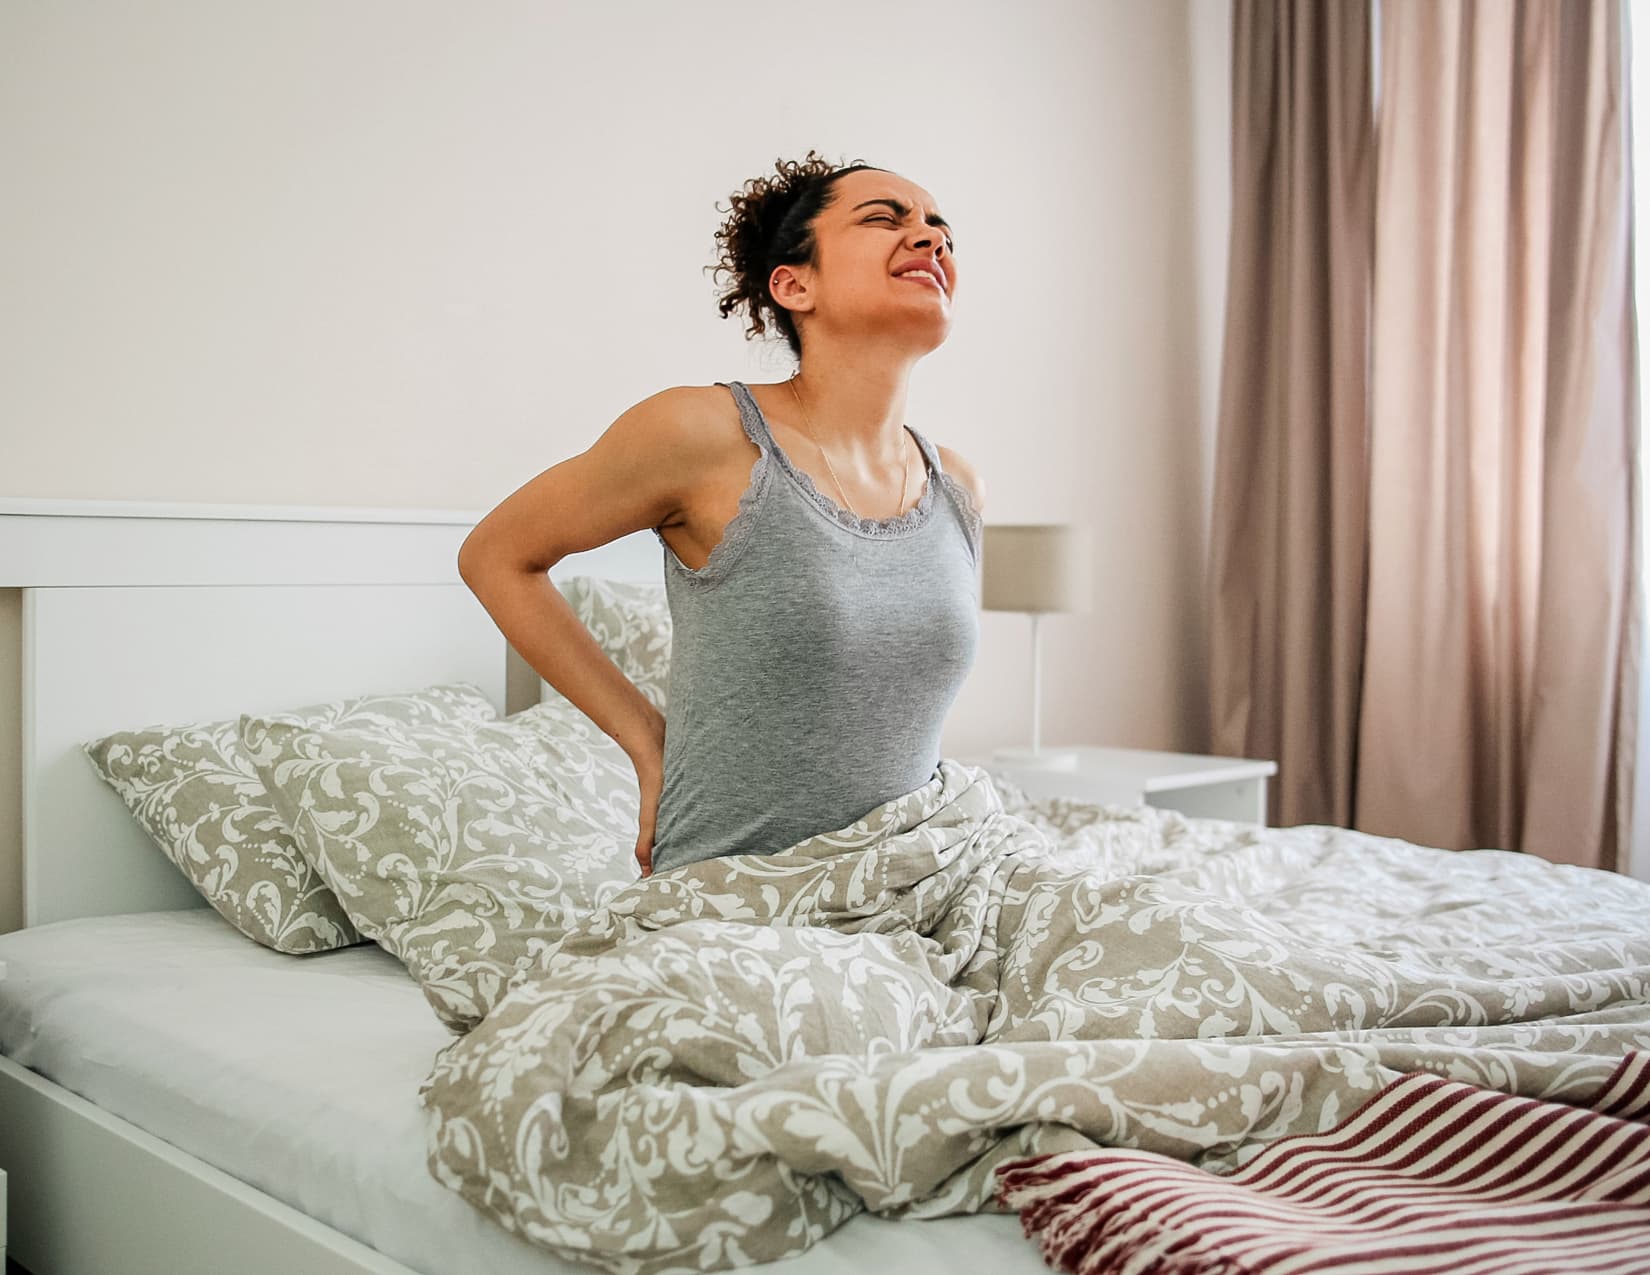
[661,381,980,586]
[733,380,939,538]
[937,471,984,553]
[657,445,770,587]
[779,442,937,536]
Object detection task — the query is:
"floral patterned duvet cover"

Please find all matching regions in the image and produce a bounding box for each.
[416,758,1650,1274]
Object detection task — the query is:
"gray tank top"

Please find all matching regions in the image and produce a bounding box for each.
[648,379,984,875]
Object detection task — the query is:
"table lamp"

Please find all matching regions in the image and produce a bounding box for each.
[981,523,1095,770]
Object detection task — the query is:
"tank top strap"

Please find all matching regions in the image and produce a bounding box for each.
[906,424,944,480]
[717,381,777,453]
[908,424,983,560]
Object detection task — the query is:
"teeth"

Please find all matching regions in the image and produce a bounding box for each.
[897,270,939,286]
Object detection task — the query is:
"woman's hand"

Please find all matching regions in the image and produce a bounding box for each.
[632,751,663,878]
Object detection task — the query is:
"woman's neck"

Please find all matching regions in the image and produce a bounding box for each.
[784,355,916,464]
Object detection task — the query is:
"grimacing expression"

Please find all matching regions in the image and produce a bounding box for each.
[774,170,957,347]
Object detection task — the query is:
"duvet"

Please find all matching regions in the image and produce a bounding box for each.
[417,758,1650,1274]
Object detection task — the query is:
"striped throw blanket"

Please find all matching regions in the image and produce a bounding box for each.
[996,1048,1650,1274]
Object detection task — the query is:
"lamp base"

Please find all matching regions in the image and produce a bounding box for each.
[991,745,1081,771]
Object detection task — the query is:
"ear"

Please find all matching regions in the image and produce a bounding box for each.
[769,264,815,316]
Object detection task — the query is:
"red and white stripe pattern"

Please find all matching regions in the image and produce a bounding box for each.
[995,1049,1650,1275]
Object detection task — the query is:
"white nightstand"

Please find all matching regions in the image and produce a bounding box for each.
[963,746,1278,825]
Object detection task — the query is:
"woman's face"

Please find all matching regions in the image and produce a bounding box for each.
[773,168,958,352]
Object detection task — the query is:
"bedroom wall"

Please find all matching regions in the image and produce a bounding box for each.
[0,0,1231,931]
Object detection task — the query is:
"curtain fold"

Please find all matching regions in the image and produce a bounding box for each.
[1208,0,1374,830]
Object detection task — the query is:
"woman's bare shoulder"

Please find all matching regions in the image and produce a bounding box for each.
[935,443,986,517]
[624,383,744,452]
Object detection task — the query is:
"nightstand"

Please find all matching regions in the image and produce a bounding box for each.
[962,746,1278,825]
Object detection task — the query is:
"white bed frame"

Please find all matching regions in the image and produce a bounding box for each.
[0,497,663,1275]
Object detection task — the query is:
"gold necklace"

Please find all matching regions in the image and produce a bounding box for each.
[785,373,910,520]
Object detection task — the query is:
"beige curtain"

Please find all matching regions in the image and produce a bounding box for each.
[1359,0,1638,868]
[1208,0,1375,832]
[1210,0,1641,871]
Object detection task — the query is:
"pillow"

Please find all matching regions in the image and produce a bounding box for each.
[240,696,640,1032]
[528,575,670,865]
[82,681,499,955]
[554,575,671,713]
[502,694,644,849]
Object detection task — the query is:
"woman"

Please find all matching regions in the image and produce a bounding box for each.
[458,151,986,879]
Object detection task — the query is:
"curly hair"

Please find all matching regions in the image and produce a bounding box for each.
[707,149,884,362]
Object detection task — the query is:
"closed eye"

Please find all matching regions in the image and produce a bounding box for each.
[867,214,956,253]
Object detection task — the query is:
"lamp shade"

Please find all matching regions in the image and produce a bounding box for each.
[980,523,1094,613]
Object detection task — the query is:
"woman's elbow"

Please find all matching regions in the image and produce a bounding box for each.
[458,528,556,594]
[457,529,501,590]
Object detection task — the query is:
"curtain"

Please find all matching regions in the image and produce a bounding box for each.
[1209,0,1641,871]
[1208,0,1375,832]
[1359,0,1638,867]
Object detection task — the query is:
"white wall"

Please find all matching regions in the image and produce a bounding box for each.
[0,0,1232,930]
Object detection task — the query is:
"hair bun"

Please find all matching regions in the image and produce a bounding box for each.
[708,149,877,361]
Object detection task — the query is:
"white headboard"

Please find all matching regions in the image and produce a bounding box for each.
[0,498,663,929]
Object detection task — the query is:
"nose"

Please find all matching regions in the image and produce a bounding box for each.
[906,227,946,257]
[907,230,951,283]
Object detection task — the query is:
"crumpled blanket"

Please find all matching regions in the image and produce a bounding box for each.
[416,758,1650,1275]
[995,1049,1650,1274]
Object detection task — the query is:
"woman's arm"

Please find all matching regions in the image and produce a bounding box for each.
[457,385,714,767]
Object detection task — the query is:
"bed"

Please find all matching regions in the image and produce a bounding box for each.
[0,498,1051,1274]
[4,498,1648,1275]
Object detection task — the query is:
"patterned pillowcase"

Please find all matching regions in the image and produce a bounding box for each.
[507,695,644,848]
[500,575,670,849]
[240,697,640,1032]
[554,575,671,713]
[82,681,499,955]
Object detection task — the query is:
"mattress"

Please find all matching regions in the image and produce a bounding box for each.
[0,908,1052,1275]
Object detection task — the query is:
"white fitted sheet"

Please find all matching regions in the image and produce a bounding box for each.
[0,909,1050,1275]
